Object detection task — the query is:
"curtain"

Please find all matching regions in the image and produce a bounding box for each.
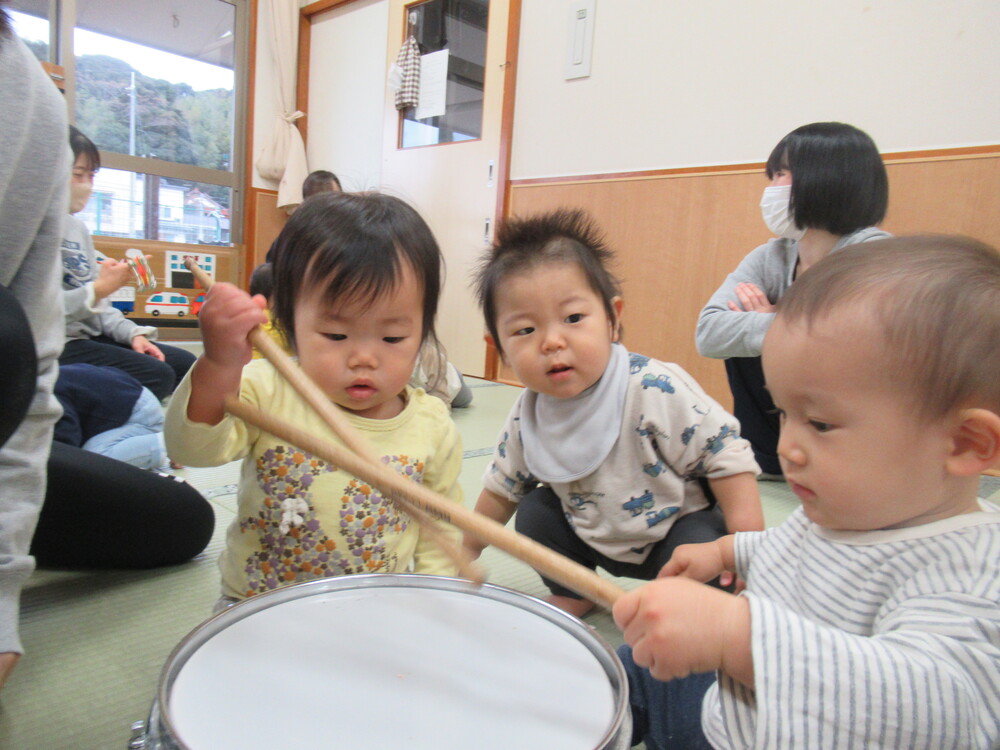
[255,0,309,211]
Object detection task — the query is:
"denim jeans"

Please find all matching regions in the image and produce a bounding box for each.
[82,387,166,469]
[618,644,716,750]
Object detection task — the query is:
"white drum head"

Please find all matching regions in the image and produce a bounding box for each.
[167,579,619,749]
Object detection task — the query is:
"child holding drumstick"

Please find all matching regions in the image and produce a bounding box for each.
[616,236,1000,749]
[165,192,464,604]
[466,210,763,617]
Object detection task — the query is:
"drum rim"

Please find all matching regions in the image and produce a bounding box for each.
[155,573,629,749]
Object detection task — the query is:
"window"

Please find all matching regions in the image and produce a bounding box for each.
[7,0,247,246]
[400,0,488,149]
[79,168,232,245]
[7,0,49,62]
[91,190,114,226]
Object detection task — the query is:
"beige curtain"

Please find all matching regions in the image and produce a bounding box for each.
[255,0,309,211]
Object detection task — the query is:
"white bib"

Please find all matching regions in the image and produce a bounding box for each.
[521,344,629,483]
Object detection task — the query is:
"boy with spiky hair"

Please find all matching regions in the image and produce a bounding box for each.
[468,210,763,617]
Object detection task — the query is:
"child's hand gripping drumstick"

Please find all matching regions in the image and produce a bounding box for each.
[183,257,482,583]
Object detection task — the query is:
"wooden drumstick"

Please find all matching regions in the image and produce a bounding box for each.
[225,397,627,610]
[183,257,483,583]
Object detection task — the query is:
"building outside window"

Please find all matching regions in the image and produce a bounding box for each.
[8,0,247,247]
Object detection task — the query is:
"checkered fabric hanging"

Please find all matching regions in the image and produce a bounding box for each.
[394,35,421,111]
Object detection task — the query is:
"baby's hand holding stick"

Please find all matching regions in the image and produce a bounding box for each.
[613,577,752,685]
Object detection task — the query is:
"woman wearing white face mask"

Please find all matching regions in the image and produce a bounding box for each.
[695,122,889,476]
[60,126,195,401]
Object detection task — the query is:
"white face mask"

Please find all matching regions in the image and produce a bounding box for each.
[70,181,93,214]
[760,184,805,240]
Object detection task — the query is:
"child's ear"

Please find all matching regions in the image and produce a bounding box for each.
[945,408,1000,476]
[611,297,624,342]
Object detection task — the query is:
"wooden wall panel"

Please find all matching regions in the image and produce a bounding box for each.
[92,236,243,341]
[882,156,1000,240]
[246,187,287,274]
[507,151,1000,409]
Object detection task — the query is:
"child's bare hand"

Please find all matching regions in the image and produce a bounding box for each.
[198,283,268,368]
[131,334,165,361]
[613,577,750,682]
[658,541,728,582]
[0,651,19,691]
[461,532,485,561]
[93,258,133,299]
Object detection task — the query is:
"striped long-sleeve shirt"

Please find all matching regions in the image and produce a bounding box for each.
[702,504,1000,749]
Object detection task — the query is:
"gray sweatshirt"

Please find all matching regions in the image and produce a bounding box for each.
[695,227,891,359]
[0,30,70,654]
[62,214,156,344]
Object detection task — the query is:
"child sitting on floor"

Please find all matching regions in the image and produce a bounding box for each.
[614,235,1000,749]
[61,126,195,400]
[409,338,473,411]
[165,192,464,606]
[466,210,763,617]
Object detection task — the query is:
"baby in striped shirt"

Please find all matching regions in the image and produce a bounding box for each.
[614,235,1000,749]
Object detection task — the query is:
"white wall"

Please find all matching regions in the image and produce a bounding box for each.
[252,0,388,192]
[512,0,1000,179]
[306,0,388,191]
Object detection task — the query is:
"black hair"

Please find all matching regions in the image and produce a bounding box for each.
[269,191,442,351]
[248,263,273,300]
[69,125,100,172]
[475,209,622,357]
[302,170,342,198]
[765,122,887,236]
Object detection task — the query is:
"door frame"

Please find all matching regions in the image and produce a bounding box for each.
[296,0,520,379]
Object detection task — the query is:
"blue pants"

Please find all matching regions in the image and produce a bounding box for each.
[618,644,716,750]
[514,486,728,599]
[60,336,196,401]
[81,387,166,470]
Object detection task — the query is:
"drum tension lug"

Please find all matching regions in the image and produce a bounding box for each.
[128,720,147,749]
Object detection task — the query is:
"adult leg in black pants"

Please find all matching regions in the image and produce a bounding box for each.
[59,336,196,401]
[724,355,782,476]
[31,442,215,568]
[0,284,37,449]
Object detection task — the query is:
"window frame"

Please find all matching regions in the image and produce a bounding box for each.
[39,0,249,245]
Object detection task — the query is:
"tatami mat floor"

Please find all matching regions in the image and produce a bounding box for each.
[3,373,998,749]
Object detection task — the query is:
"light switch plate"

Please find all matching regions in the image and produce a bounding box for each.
[565,0,596,80]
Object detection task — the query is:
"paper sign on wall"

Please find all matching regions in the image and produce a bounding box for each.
[416,49,449,120]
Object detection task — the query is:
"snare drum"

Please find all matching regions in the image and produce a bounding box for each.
[131,574,631,749]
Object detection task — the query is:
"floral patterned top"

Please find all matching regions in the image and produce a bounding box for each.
[165,359,464,599]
